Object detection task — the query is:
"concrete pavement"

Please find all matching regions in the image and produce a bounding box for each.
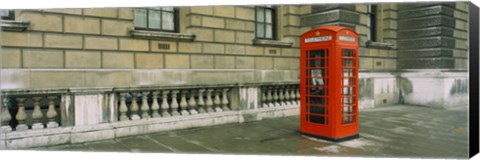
[32,105,469,159]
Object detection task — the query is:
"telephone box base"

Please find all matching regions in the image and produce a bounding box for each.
[300,132,360,142]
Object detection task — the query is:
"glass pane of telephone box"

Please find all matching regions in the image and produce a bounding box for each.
[309,50,325,58]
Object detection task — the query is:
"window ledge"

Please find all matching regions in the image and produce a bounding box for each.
[130,30,195,41]
[1,20,29,32]
[252,39,293,48]
[366,41,393,49]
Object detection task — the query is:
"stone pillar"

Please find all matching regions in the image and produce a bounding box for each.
[15,98,28,131]
[129,92,141,120]
[1,97,12,131]
[179,90,189,116]
[118,92,129,121]
[289,85,297,105]
[46,96,59,128]
[170,90,180,116]
[284,86,291,105]
[221,88,230,111]
[205,89,214,112]
[188,90,198,114]
[161,90,171,117]
[197,89,206,113]
[140,91,151,119]
[151,91,161,118]
[296,86,301,104]
[31,97,44,129]
[213,89,223,112]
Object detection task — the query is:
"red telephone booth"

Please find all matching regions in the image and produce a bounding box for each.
[299,26,359,142]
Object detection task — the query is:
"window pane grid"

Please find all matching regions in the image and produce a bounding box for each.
[135,7,176,32]
[255,7,274,39]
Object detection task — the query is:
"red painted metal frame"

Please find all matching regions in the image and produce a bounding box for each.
[300,26,359,141]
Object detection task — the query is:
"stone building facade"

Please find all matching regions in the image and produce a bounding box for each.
[0,2,470,149]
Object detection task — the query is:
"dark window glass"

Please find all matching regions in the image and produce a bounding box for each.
[1,10,14,20]
[368,4,377,42]
[134,7,177,32]
[255,6,275,39]
[309,115,325,124]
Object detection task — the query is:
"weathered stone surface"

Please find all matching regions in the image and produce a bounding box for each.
[397,37,455,49]
[165,54,190,69]
[119,39,149,51]
[398,27,454,38]
[235,56,254,69]
[398,15,455,29]
[83,8,118,18]
[190,6,213,15]
[118,8,134,20]
[84,71,132,87]
[135,53,164,69]
[45,34,82,49]
[1,32,43,47]
[64,16,101,34]
[65,50,102,68]
[397,57,454,69]
[203,43,224,54]
[255,57,273,69]
[235,32,255,44]
[245,46,264,55]
[178,42,202,53]
[188,28,213,41]
[202,16,224,28]
[213,6,235,18]
[85,36,118,50]
[102,19,133,36]
[43,9,82,15]
[398,5,454,19]
[191,55,214,69]
[397,2,456,10]
[235,7,255,20]
[102,52,134,69]
[214,56,235,69]
[1,48,21,68]
[23,49,63,68]
[214,30,235,43]
[225,44,245,55]
[311,4,356,13]
[17,12,62,32]
[398,48,453,58]
[30,71,85,88]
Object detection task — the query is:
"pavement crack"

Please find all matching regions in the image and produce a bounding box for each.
[143,135,179,152]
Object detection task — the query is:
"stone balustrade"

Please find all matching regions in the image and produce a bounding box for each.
[1,90,64,132]
[115,86,233,121]
[261,84,300,108]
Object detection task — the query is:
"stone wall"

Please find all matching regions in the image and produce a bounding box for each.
[1,6,302,89]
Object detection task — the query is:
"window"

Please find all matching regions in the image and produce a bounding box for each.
[367,4,377,42]
[0,10,14,20]
[255,6,276,39]
[134,7,177,32]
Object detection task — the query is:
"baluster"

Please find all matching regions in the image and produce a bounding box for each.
[205,89,214,112]
[272,86,280,106]
[46,96,59,128]
[161,90,171,117]
[267,86,274,107]
[130,92,140,120]
[170,90,180,116]
[141,91,151,119]
[188,90,198,115]
[278,86,286,106]
[15,98,28,131]
[1,97,12,131]
[296,86,301,104]
[180,90,189,116]
[289,85,296,105]
[284,86,291,105]
[262,87,268,108]
[197,89,206,113]
[151,91,161,118]
[119,92,129,121]
[31,97,45,129]
[214,89,223,112]
[221,88,230,111]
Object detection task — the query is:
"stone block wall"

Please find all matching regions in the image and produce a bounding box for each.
[1,6,302,89]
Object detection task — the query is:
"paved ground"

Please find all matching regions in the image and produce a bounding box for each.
[33,105,469,159]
